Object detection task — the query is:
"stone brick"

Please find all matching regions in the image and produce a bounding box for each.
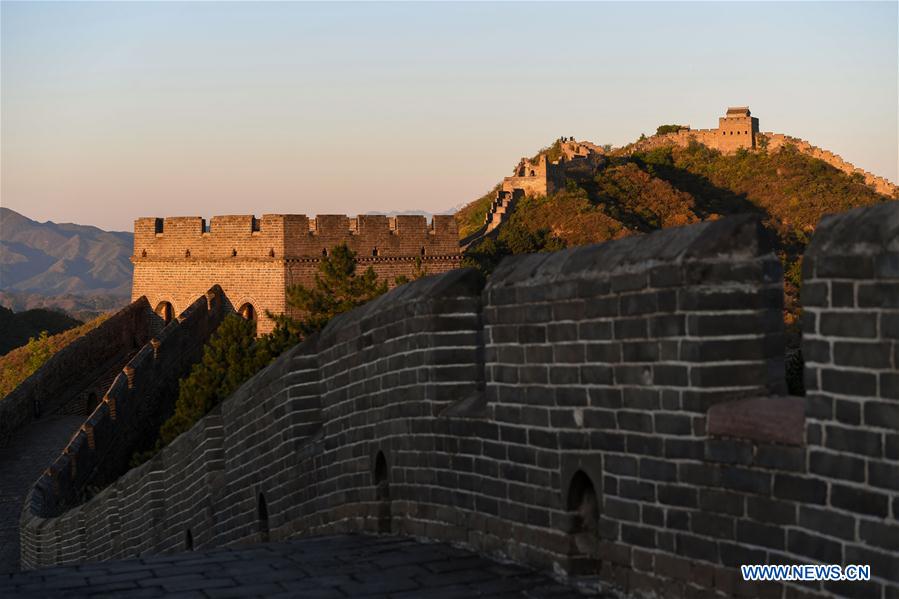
[704,440,753,465]
[698,489,744,516]
[821,369,877,398]
[824,425,882,457]
[772,474,826,504]
[787,530,843,564]
[830,484,889,518]
[736,520,784,550]
[809,451,865,483]
[833,342,892,369]
[819,313,877,339]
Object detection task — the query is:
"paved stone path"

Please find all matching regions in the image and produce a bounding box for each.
[0,414,86,574]
[0,534,614,598]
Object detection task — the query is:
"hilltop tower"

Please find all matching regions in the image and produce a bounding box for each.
[131,214,462,334]
[717,106,759,152]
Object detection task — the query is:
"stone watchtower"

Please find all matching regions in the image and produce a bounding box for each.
[717,106,759,152]
[131,214,462,335]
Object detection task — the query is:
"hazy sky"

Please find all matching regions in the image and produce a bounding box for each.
[2,1,897,232]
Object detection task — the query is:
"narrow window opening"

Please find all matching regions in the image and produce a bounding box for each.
[374,451,389,501]
[565,470,600,573]
[322,248,328,257]
[232,248,237,257]
[185,529,193,551]
[373,451,391,533]
[185,249,191,258]
[372,248,379,257]
[258,492,270,542]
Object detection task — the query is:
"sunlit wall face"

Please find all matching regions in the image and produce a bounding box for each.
[2,2,896,231]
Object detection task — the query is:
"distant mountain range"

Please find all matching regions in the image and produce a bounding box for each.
[0,207,133,297]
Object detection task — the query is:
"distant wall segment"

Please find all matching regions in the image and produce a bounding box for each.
[23,205,899,598]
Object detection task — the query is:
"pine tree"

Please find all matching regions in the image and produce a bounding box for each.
[269,243,388,342]
[157,314,263,447]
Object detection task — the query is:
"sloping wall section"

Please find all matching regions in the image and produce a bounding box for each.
[21,205,899,599]
[0,299,152,447]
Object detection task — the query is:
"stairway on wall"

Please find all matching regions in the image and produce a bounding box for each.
[459,190,520,249]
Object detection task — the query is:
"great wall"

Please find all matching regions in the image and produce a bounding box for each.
[1,199,895,598]
[463,107,897,250]
[618,108,898,198]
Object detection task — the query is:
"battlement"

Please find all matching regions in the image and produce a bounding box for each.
[131,213,462,335]
[134,214,460,260]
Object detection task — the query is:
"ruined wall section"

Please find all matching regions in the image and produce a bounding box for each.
[132,214,462,335]
[619,130,896,198]
[22,207,899,598]
[0,299,152,447]
[759,134,898,197]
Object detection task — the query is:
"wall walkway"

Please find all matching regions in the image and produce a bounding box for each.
[20,204,899,598]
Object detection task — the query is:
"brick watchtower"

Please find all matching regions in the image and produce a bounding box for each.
[131,214,462,334]
[717,106,759,152]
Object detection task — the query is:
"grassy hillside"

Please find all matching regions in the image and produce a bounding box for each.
[0,306,82,356]
[456,184,500,239]
[0,314,109,399]
[458,138,894,346]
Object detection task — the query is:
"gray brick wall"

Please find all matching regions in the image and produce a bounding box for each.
[0,298,152,446]
[19,206,899,598]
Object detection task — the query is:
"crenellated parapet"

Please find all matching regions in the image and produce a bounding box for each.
[131,214,462,335]
[133,214,460,261]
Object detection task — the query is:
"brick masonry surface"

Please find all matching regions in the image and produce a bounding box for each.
[0,299,152,448]
[18,203,899,599]
[0,415,85,574]
[131,214,463,334]
[1,533,605,598]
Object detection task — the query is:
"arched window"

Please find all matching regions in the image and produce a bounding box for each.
[322,248,328,257]
[258,492,270,542]
[529,170,536,176]
[155,301,174,325]
[372,248,379,257]
[238,303,256,322]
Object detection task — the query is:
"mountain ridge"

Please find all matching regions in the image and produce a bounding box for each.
[0,207,133,298]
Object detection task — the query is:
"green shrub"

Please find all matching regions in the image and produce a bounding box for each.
[656,124,687,135]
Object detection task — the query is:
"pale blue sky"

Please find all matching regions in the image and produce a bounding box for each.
[2,1,896,231]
